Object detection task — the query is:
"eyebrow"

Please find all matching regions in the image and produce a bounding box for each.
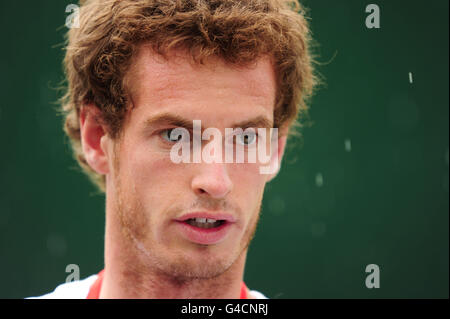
[143,113,273,130]
[143,113,194,130]
[232,116,273,129]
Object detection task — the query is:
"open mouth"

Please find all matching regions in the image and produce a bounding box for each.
[175,215,234,245]
[184,218,227,229]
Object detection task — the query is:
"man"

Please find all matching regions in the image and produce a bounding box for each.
[31,0,315,299]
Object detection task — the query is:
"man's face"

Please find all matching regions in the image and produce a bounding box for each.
[108,47,279,280]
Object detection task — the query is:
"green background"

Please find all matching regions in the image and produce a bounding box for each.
[0,0,448,298]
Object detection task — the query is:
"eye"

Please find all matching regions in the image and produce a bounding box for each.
[160,128,187,143]
[236,131,257,146]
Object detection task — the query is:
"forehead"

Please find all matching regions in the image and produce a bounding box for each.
[124,45,277,126]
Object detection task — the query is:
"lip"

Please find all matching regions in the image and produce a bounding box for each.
[174,212,237,223]
[174,220,234,245]
[173,212,236,245]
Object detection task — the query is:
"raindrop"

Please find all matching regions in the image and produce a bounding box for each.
[315,173,324,187]
[345,139,352,152]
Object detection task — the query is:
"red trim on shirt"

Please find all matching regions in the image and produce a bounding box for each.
[87,269,104,299]
[87,269,248,299]
[240,281,248,299]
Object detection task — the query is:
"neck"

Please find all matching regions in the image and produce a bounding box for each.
[100,201,249,299]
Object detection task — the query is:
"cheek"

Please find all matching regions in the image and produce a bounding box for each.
[232,161,267,185]
[124,142,189,203]
[230,163,267,210]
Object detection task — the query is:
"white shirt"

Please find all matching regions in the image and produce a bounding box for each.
[28,274,268,299]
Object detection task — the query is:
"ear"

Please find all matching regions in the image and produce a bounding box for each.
[265,133,287,182]
[79,105,110,175]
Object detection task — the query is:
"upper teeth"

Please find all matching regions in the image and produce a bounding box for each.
[194,218,216,223]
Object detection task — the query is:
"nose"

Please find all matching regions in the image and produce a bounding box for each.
[191,162,233,199]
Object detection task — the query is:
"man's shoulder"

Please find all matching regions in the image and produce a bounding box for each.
[27,274,98,299]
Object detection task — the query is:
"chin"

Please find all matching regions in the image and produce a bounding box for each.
[152,245,241,281]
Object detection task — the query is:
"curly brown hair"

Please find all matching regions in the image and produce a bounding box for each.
[61,0,317,192]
